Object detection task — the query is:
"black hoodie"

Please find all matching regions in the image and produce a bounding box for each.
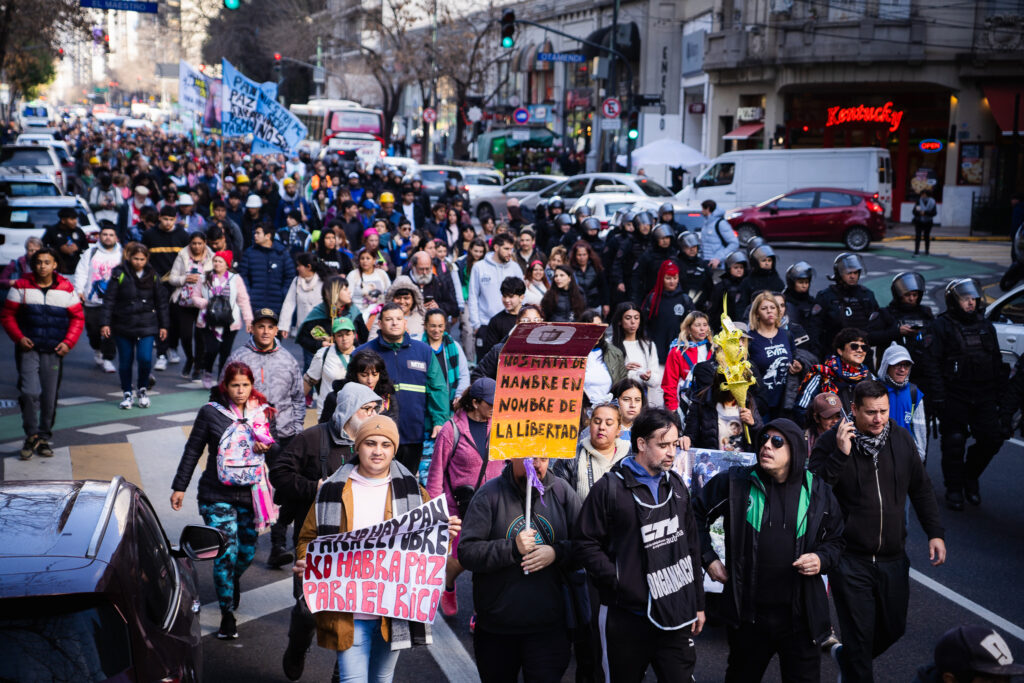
[693,418,845,642]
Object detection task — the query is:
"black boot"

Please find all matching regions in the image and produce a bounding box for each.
[282,638,308,681]
[964,479,981,506]
[945,489,964,511]
[218,609,238,639]
[268,545,295,569]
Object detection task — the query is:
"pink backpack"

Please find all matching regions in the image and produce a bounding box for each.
[210,402,273,486]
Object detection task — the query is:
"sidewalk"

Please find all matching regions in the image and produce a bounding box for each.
[881,222,1012,267]
[883,222,1009,242]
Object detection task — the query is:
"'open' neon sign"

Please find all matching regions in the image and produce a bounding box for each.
[826,102,904,132]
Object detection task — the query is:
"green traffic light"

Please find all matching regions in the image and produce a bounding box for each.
[628,129,639,140]
[501,36,514,48]
[224,0,239,9]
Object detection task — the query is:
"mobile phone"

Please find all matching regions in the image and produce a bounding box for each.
[424,295,435,304]
[838,403,850,423]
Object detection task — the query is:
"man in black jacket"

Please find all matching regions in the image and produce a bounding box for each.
[811,380,947,683]
[574,408,705,682]
[269,382,383,681]
[813,253,880,360]
[695,418,845,682]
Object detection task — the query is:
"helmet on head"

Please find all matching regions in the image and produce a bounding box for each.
[744,235,766,256]
[347,171,359,180]
[725,250,749,269]
[944,278,981,309]
[555,214,574,227]
[891,272,925,299]
[634,211,655,227]
[549,197,565,211]
[785,261,815,288]
[445,177,459,191]
[750,244,776,264]
[833,252,865,279]
[678,231,701,250]
[653,224,675,241]
[575,204,593,218]
[581,217,601,233]
[379,191,395,204]
[658,202,675,216]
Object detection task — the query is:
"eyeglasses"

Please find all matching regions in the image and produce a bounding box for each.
[846,342,868,351]
[758,433,786,450]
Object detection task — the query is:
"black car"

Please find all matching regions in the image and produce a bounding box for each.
[0,476,226,682]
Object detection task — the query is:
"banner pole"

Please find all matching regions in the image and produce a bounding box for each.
[523,473,533,575]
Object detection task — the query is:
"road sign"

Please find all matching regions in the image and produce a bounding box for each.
[512,107,530,125]
[637,94,663,107]
[600,118,620,131]
[313,66,326,85]
[537,52,586,64]
[422,107,437,124]
[467,106,483,123]
[80,0,158,13]
[602,97,622,119]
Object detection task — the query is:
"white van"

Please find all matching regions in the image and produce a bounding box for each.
[676,147,893,217]
[18,103,54,129]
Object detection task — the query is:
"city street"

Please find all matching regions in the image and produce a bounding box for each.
[2,238,1020,683]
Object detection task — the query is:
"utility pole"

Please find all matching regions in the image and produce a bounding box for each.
[603,0,619,172]
[315,37,323,99]
[425,0,438,164]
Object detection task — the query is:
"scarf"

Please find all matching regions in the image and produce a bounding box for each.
[855,422,891,465]
[314,460,431,650]
[800,355,870,396]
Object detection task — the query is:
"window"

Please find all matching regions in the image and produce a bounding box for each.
[993,290,1024,325]
[635,178,674,197]
[0,149,54,167]
[540,180,567,198]
[135,500,177,626]
[0,206,89,229]
[0,181,59,197]
[327,111,382,136]
[776,192,817,210]
[560,178,590,199]
[818,192,856,208]
[467,174,501,186]
[696,162,735,187]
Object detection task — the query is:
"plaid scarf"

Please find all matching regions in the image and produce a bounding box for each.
[800,355,871,396]
[855,422,891,465]
[314,460,432,650]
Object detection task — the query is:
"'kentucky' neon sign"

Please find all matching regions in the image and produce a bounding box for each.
[826,101,904,132]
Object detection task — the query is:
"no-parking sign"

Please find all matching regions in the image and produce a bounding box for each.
[601,97,622,119]
[513,107,530,124]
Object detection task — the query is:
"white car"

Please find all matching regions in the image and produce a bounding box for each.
[15,133,57,145]
[0,145,66,193]
[986,284,1024,364]
[0,196,100,265]
[569,192,649,230]
[382,156,419,176]
[461,169,503,217]
[519,172,675,216]
[0,169,62,197]
[472,173,562,221]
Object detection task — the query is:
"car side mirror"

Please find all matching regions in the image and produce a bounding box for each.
[176,524,227,561]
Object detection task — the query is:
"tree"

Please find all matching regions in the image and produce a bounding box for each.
[0,0,87,101]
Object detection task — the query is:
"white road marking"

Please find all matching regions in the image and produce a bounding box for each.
[911,568,1024,643]
[431,615,482,683]
[1009,438,1024,448]
[128,426,193,539]
[4,446,73,480]
[159,411,200,422]
[105,391,162,397]
[78,422,139,435]
[57,396,103,406]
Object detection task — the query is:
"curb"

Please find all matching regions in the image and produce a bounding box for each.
[882,235,1009,243]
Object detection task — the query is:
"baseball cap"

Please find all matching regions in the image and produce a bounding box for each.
[812,392,842,419]
[253,308,279,324]
[470,377,497,404]
[134,185,150,196]
[935,625,1024,677]
[332,317,355,334]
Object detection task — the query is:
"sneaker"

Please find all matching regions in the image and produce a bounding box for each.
[137,388,150,408]
[119,391,134,410]
[267,546,295,569]
[202,371,214,389]
[35,439,54,457]
[217,610,238,640]
[282,639,308,681]
[102,359,116,373]
[154,355,168,371]
[93,349,104,366]
[19,435,39,460]
[167,349,181,364]
[147,374,157,390]
[180,360,193,378]
[440,587,458,617]
[191,370,202,381]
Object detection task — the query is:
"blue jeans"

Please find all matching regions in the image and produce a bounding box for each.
[336,619,399,683]
[114,334,154,393]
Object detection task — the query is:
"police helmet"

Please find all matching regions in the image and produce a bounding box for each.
[750,244,777,264]
[744,236,766,256]
[347,171,360,180]
[658,202,675,217]
[445,177,459,190]
[678,231,701,250]
[555,214,574,228]
[575,204,593,218]
[653,224,675,241]
[634,211,655,227]
[833,252,865,278]
[725,250,749,269]
[945,278,981,309]
[581,217,601,233]
[785,261,815,287]
[891,272,925,299]
[549,197,565,211]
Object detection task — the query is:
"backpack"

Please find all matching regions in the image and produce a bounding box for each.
[211,402,267,486]
[206,276,234,327]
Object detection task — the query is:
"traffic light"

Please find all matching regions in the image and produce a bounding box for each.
[627,110,639,140]
[273,52,283,82]
[500,9,515,49]
[57,47,64,60]
[103,33,110,54]
[224,0,240,9]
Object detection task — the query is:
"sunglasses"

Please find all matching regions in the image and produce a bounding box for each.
[758,433,786,450]
[846,342,868,351]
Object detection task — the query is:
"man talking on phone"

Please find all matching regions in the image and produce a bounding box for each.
[811,380,946,683]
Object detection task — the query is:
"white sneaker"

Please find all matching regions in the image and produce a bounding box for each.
[102,359,116,373]
[119,391,134,409]
[202,371,214,389]
[154,355,168,371]
[167,350,181,364]
[93,350,104,366]
[137,388,150,408]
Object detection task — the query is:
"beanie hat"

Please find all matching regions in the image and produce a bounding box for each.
[354,415,400,450]
[214,250,233,265]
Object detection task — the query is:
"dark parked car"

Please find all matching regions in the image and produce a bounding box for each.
[725,187,886,251]
[0,476,226,683]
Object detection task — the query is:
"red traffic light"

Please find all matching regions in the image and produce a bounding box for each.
[274,52,282,62]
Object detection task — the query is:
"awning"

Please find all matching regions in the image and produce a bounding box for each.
[518,43,538,73]
[508,45,525,73]
[983,86,1024,136]
[723,122,765,140]
[536,39,553,72]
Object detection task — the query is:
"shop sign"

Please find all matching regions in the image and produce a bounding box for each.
[737,106,764,122]
[919,139,943,153]
[688,102,705,114]
[825,101,904,132]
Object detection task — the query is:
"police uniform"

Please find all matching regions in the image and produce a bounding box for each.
[813,283,879,353]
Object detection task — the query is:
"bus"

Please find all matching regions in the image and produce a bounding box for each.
[289,99,385,166]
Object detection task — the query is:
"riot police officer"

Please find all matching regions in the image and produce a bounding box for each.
[631,223,679,302]
[814,253,880,357]
[783,261,820,354]
[606,209,641,305]
[676,231,713,310]
[658,202,685,234]
[708,249,749,329]
[924,279,1009,511]
[574,203,594,227]
[868,272,934,380]
[549,213,579,252]
[739,243,785,311]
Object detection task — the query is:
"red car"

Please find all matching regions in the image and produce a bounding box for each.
[725,187,886,251]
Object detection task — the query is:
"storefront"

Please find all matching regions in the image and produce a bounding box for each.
[782,89,951,221]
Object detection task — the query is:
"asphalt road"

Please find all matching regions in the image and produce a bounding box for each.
[1,238,1021,682]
